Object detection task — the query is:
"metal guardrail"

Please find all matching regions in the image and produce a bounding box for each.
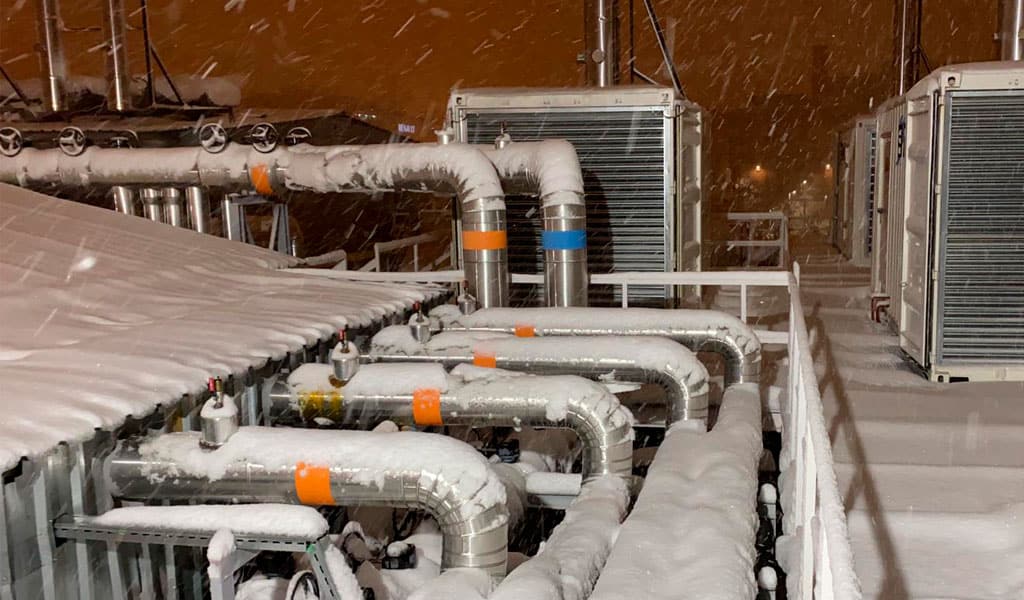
[300,264,862,600]
[727,211,790,268]
[360,230,447,272]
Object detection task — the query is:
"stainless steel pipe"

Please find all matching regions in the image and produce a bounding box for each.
[367,329,710,424]
[139,188,162,222]
[584,0,619,86]
[110,186,135,216]
[437,307,763,385]
[481,140,588,307]
[270,367,634,481]
[34,0,67,113]
[101,0,132,111]
[1001,0,1024,60]
[185,186,210,233]
[105,427,510,579]
[162,187,184,227]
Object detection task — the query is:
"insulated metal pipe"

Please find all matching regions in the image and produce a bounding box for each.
[367,329,710,424]
[101,0,132,111]
[35,0,67,113]
[584,0,618,86]
[185,186,210,233]
[270,366,634,480]
[105,427,510,579]
[139,188,162,222]
[110,186,136,216]
[480,141,588,307]
[437,307,762,385]
[162,187,184,227]
[1001,0,1024,60]
[0,143,510,307]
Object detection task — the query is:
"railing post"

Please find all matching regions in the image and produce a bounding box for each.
[621,283,629,308]
[740,284,748,323]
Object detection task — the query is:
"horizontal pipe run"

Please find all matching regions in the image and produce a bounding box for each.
[437,306,762,386]
[105,427,510,579]
[271,364,634,481]
[367,327,710,424]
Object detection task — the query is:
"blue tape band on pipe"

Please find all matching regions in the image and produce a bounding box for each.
[542,229,587,251]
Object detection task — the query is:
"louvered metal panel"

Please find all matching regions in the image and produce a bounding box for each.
[460,106,675,306]
[936,90,1024,363]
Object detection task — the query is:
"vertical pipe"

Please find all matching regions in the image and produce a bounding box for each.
[897,0,909,94]
[461,199,509,308]
[543,203,589,306]
[110,186,136,216]
[1001,0,1024,60]
[162,188,184,227]
[35,0,67,113]
[584,0,618,86]
[223,196,244,241]
[140,188,162,222]
[101,0,132,112]
[185,186,210,233]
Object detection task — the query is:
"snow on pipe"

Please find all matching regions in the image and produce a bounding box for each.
[479,140,588,307]
[269,362,634,481]
[0,142,510,307]
[104,427,511,579]
[588,383,763,600]
[437,306,763,386]
[489,476,631,600]
[366,326,710,424]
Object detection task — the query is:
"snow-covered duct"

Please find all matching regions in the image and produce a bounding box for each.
[480,140,588,307]
[104,427,510,579]
[0,142,510,307]
[270,363,635,480]
[367,327,710,424]
[438,307,762,385]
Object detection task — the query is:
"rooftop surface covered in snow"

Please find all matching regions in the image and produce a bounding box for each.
[791,252,1024,599]
[0,184,442,471]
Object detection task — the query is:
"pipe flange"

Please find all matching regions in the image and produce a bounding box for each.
[0,127,23,157]
[57,126,87,157]
[199,123,229,154]
[249,123,279,153]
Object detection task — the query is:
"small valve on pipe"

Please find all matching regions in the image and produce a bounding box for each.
[200,377,239,449]
[458,280,477,315]
[331,328,360,383]
[409,302,431,343]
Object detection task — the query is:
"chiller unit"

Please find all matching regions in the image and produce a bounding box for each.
[833,116,877,266]
[447,86,702,307]
[875,62,1024,382]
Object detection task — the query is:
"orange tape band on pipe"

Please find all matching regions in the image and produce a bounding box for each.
[514,324,536,338]
[462,230,507,251]
[294,462,334,505]
[250,164,274,196]
[412,388,443,426]
[473,352,497,368]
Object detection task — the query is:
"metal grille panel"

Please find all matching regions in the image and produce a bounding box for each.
[937,91,1024,362]
[463,109,671,306]
[866,128,877,254]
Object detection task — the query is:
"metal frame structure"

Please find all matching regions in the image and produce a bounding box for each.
[833,118,877,266]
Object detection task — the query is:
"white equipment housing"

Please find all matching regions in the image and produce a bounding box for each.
[833,116,877,266]
[447,86,702,307]
[874,61,1024,382]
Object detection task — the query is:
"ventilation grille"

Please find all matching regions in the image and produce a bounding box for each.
[937,91,1024,363]
[463,109,671,306]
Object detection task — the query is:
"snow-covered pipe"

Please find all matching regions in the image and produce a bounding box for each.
[490,476,630,600]
[366,327,710,424]
[0,142,509,307]
[480,140,588,307]
[589,383,763,600]
[104,427,510,579]
[35,0,67,113]
[438,306,762,385]
[270,363,634,481]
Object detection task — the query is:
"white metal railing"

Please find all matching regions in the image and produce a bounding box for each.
[728,211,790,268]
[298,264,862,599]
[359,231,447,272]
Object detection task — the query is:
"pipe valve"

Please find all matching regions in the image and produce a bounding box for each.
[409,303,431,343]
[200,377,239,449]
[458,281,477,315]
[331,329,360,383]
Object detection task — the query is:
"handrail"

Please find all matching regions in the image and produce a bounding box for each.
[366,230,447,272]
[727,211,789,268]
